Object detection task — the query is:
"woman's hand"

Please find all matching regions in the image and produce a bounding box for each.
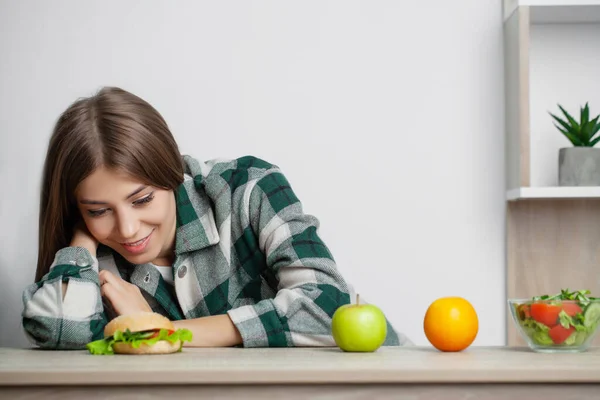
[99,270,153,316]
[70,221,99,257]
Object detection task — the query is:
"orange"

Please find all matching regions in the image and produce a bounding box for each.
[423,297,478,352]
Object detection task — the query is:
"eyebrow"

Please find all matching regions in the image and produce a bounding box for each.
[79,185,148,205]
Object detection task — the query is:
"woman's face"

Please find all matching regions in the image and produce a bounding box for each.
[75,166,177,266]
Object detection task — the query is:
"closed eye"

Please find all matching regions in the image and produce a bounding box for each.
[87,208,107,217]
[133,192,155,206]
[86,192,155,217]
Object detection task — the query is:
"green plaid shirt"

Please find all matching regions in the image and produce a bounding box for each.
[22,156,408,349]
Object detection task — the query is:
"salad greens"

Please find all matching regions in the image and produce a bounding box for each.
[515,289,600,347]
[86,328,193,355]
[533,289,598,306]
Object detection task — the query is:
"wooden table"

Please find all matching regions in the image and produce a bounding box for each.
[1,346,599,399]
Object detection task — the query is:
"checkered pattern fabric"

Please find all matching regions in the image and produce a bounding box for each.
[22,156,409,348]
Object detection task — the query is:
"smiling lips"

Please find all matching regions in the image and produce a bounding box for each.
[121,230,153,254]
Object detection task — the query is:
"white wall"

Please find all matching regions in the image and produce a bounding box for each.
[0,0,506,347]
[530,23,600,187]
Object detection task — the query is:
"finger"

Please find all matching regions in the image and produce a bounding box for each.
[100,281,115,299]
[100,283,122,312]
[99,270,119,287]
[100,285,121,316]
[102,298,118,320]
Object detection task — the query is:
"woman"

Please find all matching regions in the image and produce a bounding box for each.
[22,87,408,349]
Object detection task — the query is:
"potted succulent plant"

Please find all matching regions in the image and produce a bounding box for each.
[550,103,600,186]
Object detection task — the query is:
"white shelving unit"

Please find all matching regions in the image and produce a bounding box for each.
[507,186,600,200]
[503,0,600,347]
[504,1,600,23]
[504,0,600,199]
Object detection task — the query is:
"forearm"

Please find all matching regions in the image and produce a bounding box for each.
[62,235,97,299]
[61,245,95,299]
[172,314,243,347]
[23,246,105,348]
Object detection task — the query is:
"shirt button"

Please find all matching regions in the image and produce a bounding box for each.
[178,265,187,279]
[76,260,88,267]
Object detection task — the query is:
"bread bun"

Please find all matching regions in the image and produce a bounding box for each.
[112,340,181,355]
[104,312,174,337]
[104,312,180,355]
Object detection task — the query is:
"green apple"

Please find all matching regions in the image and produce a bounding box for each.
[331,294,387,352]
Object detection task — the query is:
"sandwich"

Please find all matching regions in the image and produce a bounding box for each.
[86,312,193,355]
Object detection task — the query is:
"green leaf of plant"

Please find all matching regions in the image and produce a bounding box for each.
[589,115,600,144]
[590,136,600,147]
[555,125,584,146]
[559,104,581,132]
[581,103,590,127]
[581,121,592,145]
[550,112,577,135]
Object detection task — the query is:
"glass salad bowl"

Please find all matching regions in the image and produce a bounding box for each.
[508,290,600,353]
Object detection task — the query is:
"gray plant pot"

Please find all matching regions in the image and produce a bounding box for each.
[558,147,600,186]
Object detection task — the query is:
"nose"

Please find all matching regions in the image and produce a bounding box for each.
[116,209,140,241]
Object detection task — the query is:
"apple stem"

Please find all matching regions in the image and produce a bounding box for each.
[356,293,360,305]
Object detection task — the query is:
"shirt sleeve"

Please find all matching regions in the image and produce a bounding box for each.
[226,167,401,347]
[21,246,107,349]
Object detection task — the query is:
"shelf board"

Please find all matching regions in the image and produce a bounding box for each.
[504,1,600,23]
[507,186,600,200]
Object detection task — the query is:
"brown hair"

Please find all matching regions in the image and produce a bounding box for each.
[35,87,184,282]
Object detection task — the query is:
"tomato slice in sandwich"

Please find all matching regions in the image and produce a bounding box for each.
[148,329,175,339]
